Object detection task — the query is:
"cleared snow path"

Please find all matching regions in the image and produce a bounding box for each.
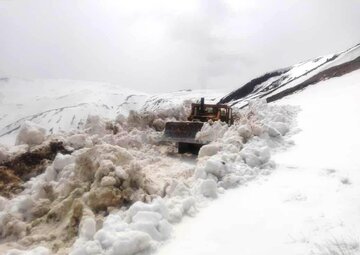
[157,70,360,255]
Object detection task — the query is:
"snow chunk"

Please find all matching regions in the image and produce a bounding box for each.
[0,196,9,210]
[269,121,289,136]
[0,144,9,163]
[66,134,93,149]
[199,179,218,198]
[10,195,35,216]
[1,216,27,239]
[53,153,74,171]
[85,115,107,136]
[131,211,172,241]
[6,246,51,255]
[203,158,227,179]
[198,143,222,158]
[240,144,271,168]
[15,121,46,146]
[100,176,116,187]
[115,166,128,180]
[132,211,162,224]
[152,118,166,131]
[196,121,228,142]
[98,160,115,176]
[107,231,151,255]
[44,166,56,182]
[237,124,252,140]
[79,216,97,240]
[127,198,169,222]
[265,121,289,137]
[70,240,102,255]
[166,196,197,223]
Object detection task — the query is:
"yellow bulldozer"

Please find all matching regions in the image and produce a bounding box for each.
[163,98,233,154]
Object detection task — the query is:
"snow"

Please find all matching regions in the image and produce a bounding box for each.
[0,196,8,211]
[79,216,97,241]
[275,70,360,171]
[155,69,360,255]
[1,53,359,255]
[0,144,8,162]
[198,143,222,158]
[53,153,75,171]
[102,231,151,255]
[5,247,50,255]
[1,92,297,255]
[15,121,46,146]
[71,198,171,254]
[65,134,93,150]
[198,179,218,198]
[100,176,117,187]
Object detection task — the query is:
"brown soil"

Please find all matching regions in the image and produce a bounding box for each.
[0,140,70,198]
[0,166,24,197]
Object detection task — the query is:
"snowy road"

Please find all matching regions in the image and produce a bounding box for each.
[157,71,360,255]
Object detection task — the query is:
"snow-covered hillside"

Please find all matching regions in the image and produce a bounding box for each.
[0,79,149,145]
[220,43,360,107]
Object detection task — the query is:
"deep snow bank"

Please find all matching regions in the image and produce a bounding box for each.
[0,99,297,255]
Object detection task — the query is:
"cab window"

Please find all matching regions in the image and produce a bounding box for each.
[205,107,214,114]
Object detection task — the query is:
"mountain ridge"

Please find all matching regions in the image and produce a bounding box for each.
[219,43,360,107]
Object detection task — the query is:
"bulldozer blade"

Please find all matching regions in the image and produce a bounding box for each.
[163,121,205,144]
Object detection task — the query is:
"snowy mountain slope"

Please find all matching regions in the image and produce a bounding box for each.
[156,69,360,255]
[0,78,149,145]
[0,78,224,146]
[219,43,360,107]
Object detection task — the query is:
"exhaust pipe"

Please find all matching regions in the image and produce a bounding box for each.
[200,97,205,112]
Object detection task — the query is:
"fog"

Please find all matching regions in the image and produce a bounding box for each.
[0,0,359,92]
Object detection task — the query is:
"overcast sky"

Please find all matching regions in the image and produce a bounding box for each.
[0,0,359,93]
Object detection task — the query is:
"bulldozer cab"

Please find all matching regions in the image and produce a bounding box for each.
[188,101,233,125]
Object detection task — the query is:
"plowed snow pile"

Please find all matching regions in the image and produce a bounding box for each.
[0,100,297,255]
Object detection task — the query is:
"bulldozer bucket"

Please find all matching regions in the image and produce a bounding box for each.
[163,121,204,144]
[163,121,205,154]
